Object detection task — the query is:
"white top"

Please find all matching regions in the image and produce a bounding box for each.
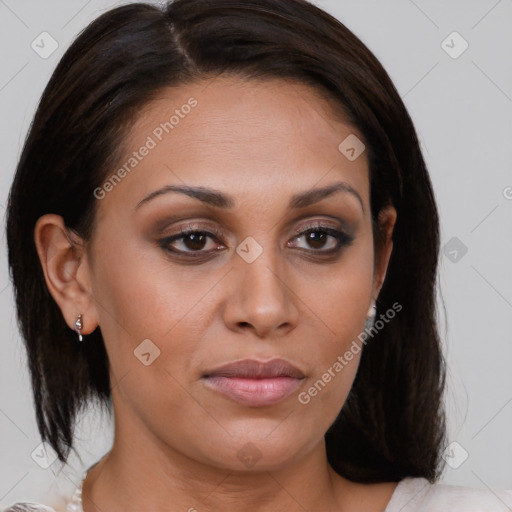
[385,477,512,511]
[3,475,512,511]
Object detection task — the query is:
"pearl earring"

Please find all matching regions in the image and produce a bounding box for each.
[74,314,84,342]
[364,303,377,331]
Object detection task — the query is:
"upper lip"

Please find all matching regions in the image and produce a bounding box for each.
[202,358,305,379]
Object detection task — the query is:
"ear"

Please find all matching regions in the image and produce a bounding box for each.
[371,204,397,301]
[34,214,99,335]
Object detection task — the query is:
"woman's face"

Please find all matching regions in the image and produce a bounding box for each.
[80,75,396,470]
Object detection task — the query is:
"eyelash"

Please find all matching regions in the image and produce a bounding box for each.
[157,221,354,260]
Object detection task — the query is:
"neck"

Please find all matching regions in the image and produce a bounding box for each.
[83,436,346,512]
[81,396,397,512]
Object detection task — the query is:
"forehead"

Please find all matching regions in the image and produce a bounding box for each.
[98,75,369,213]
[131,74,354,150]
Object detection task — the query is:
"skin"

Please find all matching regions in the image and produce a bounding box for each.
[35,75,397,512]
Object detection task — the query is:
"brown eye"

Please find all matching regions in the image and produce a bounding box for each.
[157,222,227,259]
[159,230,221,254]
[289,224,353,254]
[303,229,331,250]
[180,232,209,251]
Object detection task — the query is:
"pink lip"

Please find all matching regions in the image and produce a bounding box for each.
[202,358,305,407]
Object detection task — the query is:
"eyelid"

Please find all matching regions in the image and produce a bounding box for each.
[293,219,344,235]
[159,218,348,242]
[160,221,227,242]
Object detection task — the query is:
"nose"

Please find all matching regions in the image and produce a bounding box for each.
[222,243,300,338]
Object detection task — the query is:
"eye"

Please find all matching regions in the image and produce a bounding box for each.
[157,223,226,257]
[157,220,354,261]
[288,222,354,254]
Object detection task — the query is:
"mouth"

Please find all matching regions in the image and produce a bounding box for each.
[201,358,305,407]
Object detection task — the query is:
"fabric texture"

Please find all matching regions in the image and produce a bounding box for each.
[384,477,512,511]
[3,475,512,511]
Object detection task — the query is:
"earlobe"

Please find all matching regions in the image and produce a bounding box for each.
[34,214,98,334]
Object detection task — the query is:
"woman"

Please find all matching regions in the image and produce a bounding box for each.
[4,0,511,511]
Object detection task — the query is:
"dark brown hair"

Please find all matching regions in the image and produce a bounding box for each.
[6,0,446,483]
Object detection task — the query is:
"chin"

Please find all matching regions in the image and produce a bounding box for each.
[195,429,318,472]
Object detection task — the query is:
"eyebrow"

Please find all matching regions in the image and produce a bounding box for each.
[135,181,364,212]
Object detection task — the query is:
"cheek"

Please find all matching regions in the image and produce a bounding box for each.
[297,354,361,429]
[87,230,225,401]
[296,246,373,404]
[307,245,374,343]
[90,225,220,339]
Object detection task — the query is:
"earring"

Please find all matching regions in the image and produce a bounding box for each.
[74,314,84,342]
[364,302,377,331]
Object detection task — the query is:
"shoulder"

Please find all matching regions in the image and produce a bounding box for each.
[2,466,85,512]
[1,504,58,512]
[386,477,512,512]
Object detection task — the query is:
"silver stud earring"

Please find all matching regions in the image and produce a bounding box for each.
[364,302,377,331]
[74,314,84,342]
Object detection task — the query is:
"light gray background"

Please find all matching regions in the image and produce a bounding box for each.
[1,0,511,507]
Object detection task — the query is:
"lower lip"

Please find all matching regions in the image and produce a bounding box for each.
[202,376,303,407]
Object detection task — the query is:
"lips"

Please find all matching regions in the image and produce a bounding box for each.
[202,358,305,407]
[203,358,305,379]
